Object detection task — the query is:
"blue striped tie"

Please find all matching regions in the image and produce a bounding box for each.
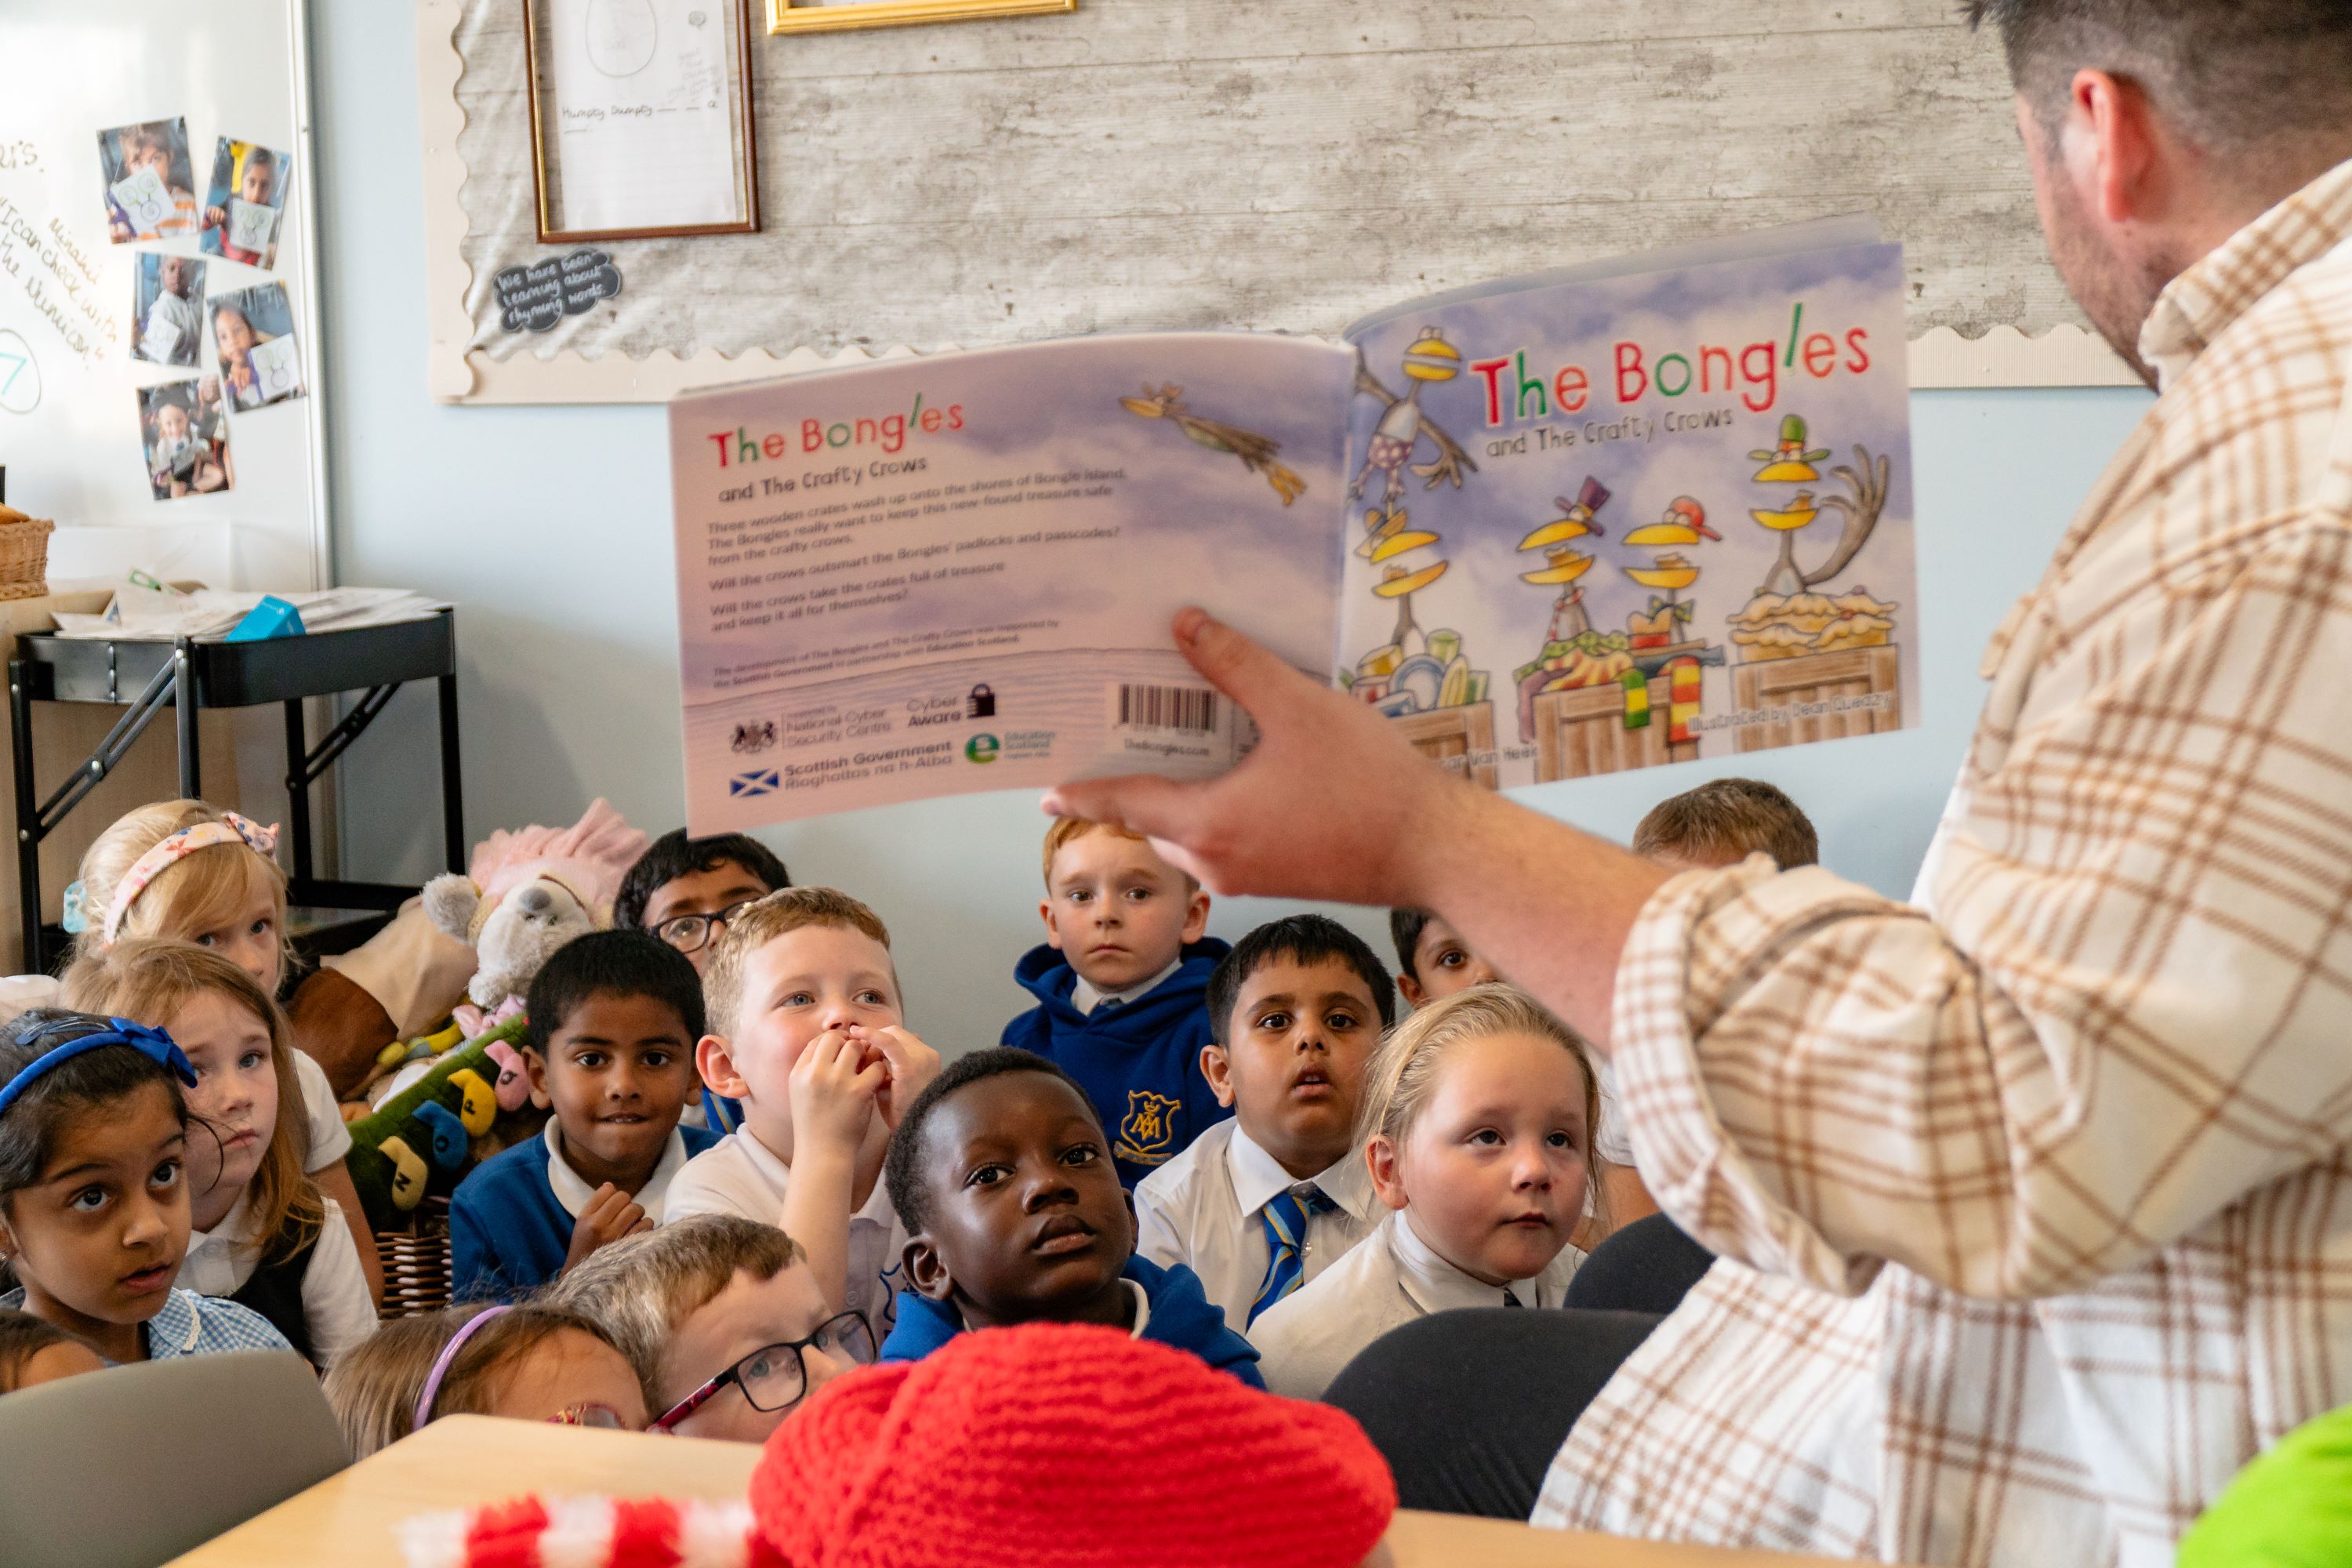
[1250,1186,1335,1325]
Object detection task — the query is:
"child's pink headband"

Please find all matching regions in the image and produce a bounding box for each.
[101,812,280,946]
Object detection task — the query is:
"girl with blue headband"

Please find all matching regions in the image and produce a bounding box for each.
[0,1009,289,1364]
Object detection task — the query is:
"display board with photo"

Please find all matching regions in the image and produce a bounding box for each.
[199,137,295,269]
[130,252,207,368]
[209,281,305,409]
[138,376,233,501]
[96,118,198,243]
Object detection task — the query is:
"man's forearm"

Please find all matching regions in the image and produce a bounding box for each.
[1403,783,1671,1055]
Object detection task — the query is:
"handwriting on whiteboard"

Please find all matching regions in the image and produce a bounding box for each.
[0,194,116,365]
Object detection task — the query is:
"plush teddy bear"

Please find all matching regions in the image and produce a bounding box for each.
[421,798,648,1015]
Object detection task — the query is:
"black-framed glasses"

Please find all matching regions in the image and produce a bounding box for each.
[648,1309,876,1433]
[649,898,760,955]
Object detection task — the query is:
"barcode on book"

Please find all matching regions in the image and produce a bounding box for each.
[1112,683,1219,734]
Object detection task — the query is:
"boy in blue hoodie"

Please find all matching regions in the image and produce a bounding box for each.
[877,1047,1261,1386]
[1003,818,1229,1186]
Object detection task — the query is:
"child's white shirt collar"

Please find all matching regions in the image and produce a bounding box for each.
[1072,959,1181,1015]
[1225,1123,1378,1226]
[543,1117,695,1223]
[1385,1208,1579,1315]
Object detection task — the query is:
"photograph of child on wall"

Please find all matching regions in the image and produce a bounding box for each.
[139,379,233,501]
[199,138,294,269]
[131,252,206,368]
[97,118,197,242]
[210,281,305,410]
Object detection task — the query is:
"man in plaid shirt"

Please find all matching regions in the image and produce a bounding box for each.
[1051,2,2352,1560]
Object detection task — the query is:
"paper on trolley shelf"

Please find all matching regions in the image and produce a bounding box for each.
[49,586,448,641]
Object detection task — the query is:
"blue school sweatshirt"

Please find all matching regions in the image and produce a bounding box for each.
[449,1122,720,1301]
[1001,937,1231,1188]
[877,1253,1263,1387]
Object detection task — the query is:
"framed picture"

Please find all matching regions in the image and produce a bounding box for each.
[768,0,1075,34]
[521,0,760,243]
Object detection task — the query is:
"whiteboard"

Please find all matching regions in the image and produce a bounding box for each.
[0,0,328,591]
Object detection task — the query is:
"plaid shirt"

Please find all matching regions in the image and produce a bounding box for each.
[0,1285,289,1362]
[1537,157,2352,1566]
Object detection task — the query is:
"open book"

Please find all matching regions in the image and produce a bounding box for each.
[670,219,1916,828]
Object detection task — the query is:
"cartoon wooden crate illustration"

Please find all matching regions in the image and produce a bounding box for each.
[1530,675,1700,783]
[1730,646,1901,753]
[1394,702,1499,790]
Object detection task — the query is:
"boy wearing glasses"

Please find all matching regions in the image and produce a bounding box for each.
[549,1214,872,1440]
[615,829,791,1132]
[448,933,720,1300]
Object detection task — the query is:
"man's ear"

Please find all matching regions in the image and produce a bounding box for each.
[2067,67,2158,227]
[1181,886,1210,944]
[1199,1041,1236,1109]
[1365,1134,1409,1212]
[696,1035,751,1101]
[902,1234,955,1303]
[1396,971,1426,1009]
[521,1047,554,1112]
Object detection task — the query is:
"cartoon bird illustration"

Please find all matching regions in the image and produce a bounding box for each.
[1623,497,1718,644]
[1120,384,1306,505]
[1350,332,1479,525]
[1519,477,1611,639]
[1750,415,1832,482]
[1745,422,1894,598]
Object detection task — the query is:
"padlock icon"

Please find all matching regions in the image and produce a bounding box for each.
[967,683,996,719]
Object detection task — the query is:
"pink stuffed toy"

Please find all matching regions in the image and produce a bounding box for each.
[420,799,648,1014]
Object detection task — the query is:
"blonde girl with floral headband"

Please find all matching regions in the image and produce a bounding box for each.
[56,800,479,1301]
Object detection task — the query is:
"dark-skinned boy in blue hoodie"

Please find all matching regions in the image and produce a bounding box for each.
[1002,818,1230,1187]
[877,1047,1261,1385]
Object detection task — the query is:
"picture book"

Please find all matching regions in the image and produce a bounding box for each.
[669,217,1917,829]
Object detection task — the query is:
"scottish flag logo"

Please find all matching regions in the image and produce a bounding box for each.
[729,769,779,797]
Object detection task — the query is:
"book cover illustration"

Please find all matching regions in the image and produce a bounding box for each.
[1338,241,1916,791]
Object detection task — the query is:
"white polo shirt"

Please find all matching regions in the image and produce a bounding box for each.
[1133,1119,1377,1333]
[1248,1207,1583,1399]
[663,1127,904,1331]
[176,1192,377,1368]
[540,1117,699,1224]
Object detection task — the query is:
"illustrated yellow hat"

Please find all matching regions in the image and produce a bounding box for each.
[1369,529,1440,563]
[1625,522,1703,547]
[1750,492,1820,531]
[1751,415,1831,482]
[1403,330,1462,383]
[1375,560,1450,597]
[1625,554,1699,590]
[1520,546,1592,586]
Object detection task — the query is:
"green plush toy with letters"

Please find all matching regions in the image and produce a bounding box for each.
[343,1014,529,1229]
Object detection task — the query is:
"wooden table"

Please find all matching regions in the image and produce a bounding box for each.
[166,1415,1851,1568]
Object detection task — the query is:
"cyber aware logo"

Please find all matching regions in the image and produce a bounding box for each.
[1115,1091,1180,1166]
[729,769,779,797]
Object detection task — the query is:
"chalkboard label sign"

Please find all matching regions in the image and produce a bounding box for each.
[493,249,623,333]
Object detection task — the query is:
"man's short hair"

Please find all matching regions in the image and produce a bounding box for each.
[543,1216,800,1410]
[524,930,706,1055]
[1206,914,1398,1046]
[615,829,791,931]
[1962,0,2352,154]
[700,887,891,1040]
[1632,778,1819,869]
[882,1047,1101,1236]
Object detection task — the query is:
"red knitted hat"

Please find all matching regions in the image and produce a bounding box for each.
[750,1323,1396,1568]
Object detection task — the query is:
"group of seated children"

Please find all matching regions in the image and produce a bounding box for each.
[0,775,1820,1460]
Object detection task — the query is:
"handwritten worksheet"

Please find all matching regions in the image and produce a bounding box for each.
[543,0,742,232]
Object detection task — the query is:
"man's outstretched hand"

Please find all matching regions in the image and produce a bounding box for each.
[1044,608,1465,909]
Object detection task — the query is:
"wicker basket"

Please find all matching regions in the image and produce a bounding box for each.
[0,505,54,603]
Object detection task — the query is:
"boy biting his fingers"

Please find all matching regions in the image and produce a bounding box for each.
[451,933,720,1300]
[665,890,939,1332]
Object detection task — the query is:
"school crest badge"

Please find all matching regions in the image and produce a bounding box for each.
[1115,1090,1181,1167]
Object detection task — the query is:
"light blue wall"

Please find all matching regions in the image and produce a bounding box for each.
[311,2,2151,1050]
